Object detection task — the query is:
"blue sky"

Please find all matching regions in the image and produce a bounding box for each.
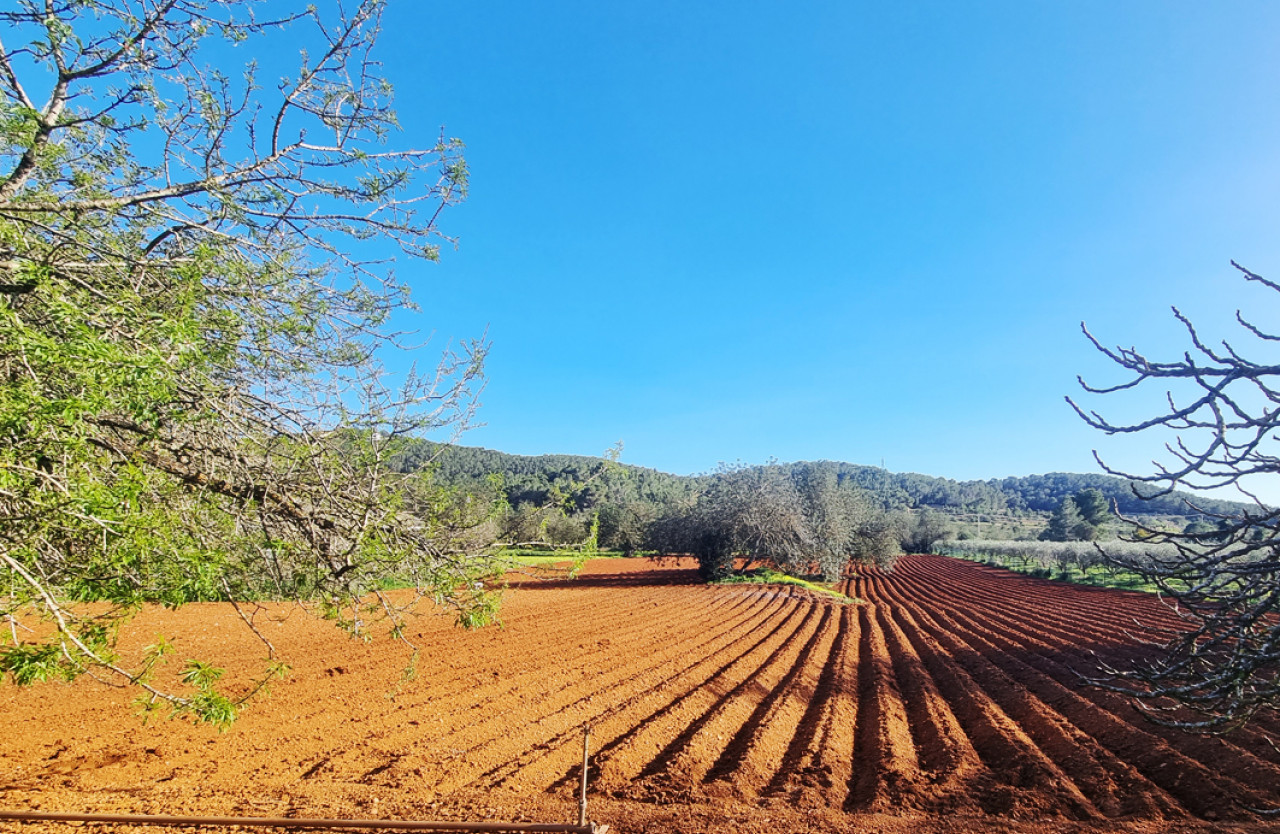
[370,2,1280,498]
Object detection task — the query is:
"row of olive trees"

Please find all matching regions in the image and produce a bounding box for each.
[938,539,1182,578]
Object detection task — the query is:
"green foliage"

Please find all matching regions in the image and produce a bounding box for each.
[651,462,901,583]
[390,440,697,555]
[994,472,1251,518]
[1073,488,1111,528]
[455,589,503,630]
[900,508,955,554]
[1,643,80,686]
[396,443,1245,555]
[179,659,224,690]
[0,0,499,723]
[1042,497,1089,541]
[1039,488,1113,541]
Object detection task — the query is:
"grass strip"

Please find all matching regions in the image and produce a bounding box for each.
[713,568,859,603]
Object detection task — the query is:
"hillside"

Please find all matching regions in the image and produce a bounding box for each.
[391,440,1253,522]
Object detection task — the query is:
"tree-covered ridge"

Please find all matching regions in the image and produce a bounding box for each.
[991,472,1254,517]
[390,440,699,513]
[398,443,1254,522]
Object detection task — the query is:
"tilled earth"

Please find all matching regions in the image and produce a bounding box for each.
[3,555,1280,834]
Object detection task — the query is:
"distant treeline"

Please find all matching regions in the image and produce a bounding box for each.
[388,441,1253,523]
[388,441,700,515]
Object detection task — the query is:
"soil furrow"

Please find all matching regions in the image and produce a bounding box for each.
[701,604,839,797]
[890,557,1280,809]
[628,601,829,800]
[873,602,984,812]
[864,578,1097,820]
[886,559,1277,819]
[421,592,802,795]
[471,589,793,791]
[305,586,758,784]
[845,602,922,813]
[8,554,1280,833]
[524,594,811,795]
[376,586,768,758]
[881,581,1176,820]
[588,597,812,795]
[761,603,857,809]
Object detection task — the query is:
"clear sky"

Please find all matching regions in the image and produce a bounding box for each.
[369,2,1280,499]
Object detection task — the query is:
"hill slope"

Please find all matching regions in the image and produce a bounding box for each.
[391,440,1252,521]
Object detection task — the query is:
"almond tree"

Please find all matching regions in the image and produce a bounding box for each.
[1070,262,1280,732]
[0,0,496,725]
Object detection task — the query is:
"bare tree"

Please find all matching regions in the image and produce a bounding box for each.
[0,0,494,725]
[1069,261,1280,732]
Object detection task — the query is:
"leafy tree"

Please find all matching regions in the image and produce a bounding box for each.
[1069,261,1280,731]
[1041,497,1087,541]
[0,0,495,725]
[595,501,649,554]
[688,464,812,580]
[900,508,955,554]
[995,472,1250,517]
[1072,487,1110,532]
[652,462,899,582]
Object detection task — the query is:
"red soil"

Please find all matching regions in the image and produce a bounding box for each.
[3,555,1280,834]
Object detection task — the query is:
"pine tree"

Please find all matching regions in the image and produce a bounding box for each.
[1043,497,1087,541]
[1073,488,1110,531]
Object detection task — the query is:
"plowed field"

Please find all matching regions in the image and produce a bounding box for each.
[3,555,1280,834]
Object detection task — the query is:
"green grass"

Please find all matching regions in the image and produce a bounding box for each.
[713,568,858,603]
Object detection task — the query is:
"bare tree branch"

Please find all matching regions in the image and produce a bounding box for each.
[1074,262,1280,732]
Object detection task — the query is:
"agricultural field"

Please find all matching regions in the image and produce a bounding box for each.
[3,556,1280,834]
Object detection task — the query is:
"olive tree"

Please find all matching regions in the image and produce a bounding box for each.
[652,462,898,582]
[1069,261,1280,731]
[900,508,954,554]
[0,0,494,725]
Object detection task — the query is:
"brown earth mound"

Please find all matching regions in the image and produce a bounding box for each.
[2,555,1279,834]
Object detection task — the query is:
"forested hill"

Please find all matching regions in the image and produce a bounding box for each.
[781,463,1253,517]
[387,441,700,511]
[990,472,1253,517]
[390,441,1252,520]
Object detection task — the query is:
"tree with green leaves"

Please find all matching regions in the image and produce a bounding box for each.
[651,462,899,582]
[1041,496,1091,542]
[0,0,496,726]
[900,508,955,554]
[1072,487,1110,534]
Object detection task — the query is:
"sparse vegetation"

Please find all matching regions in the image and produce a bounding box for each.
[712,567,857,602]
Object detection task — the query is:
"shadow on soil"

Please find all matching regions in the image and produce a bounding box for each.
[507,568,703,590]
